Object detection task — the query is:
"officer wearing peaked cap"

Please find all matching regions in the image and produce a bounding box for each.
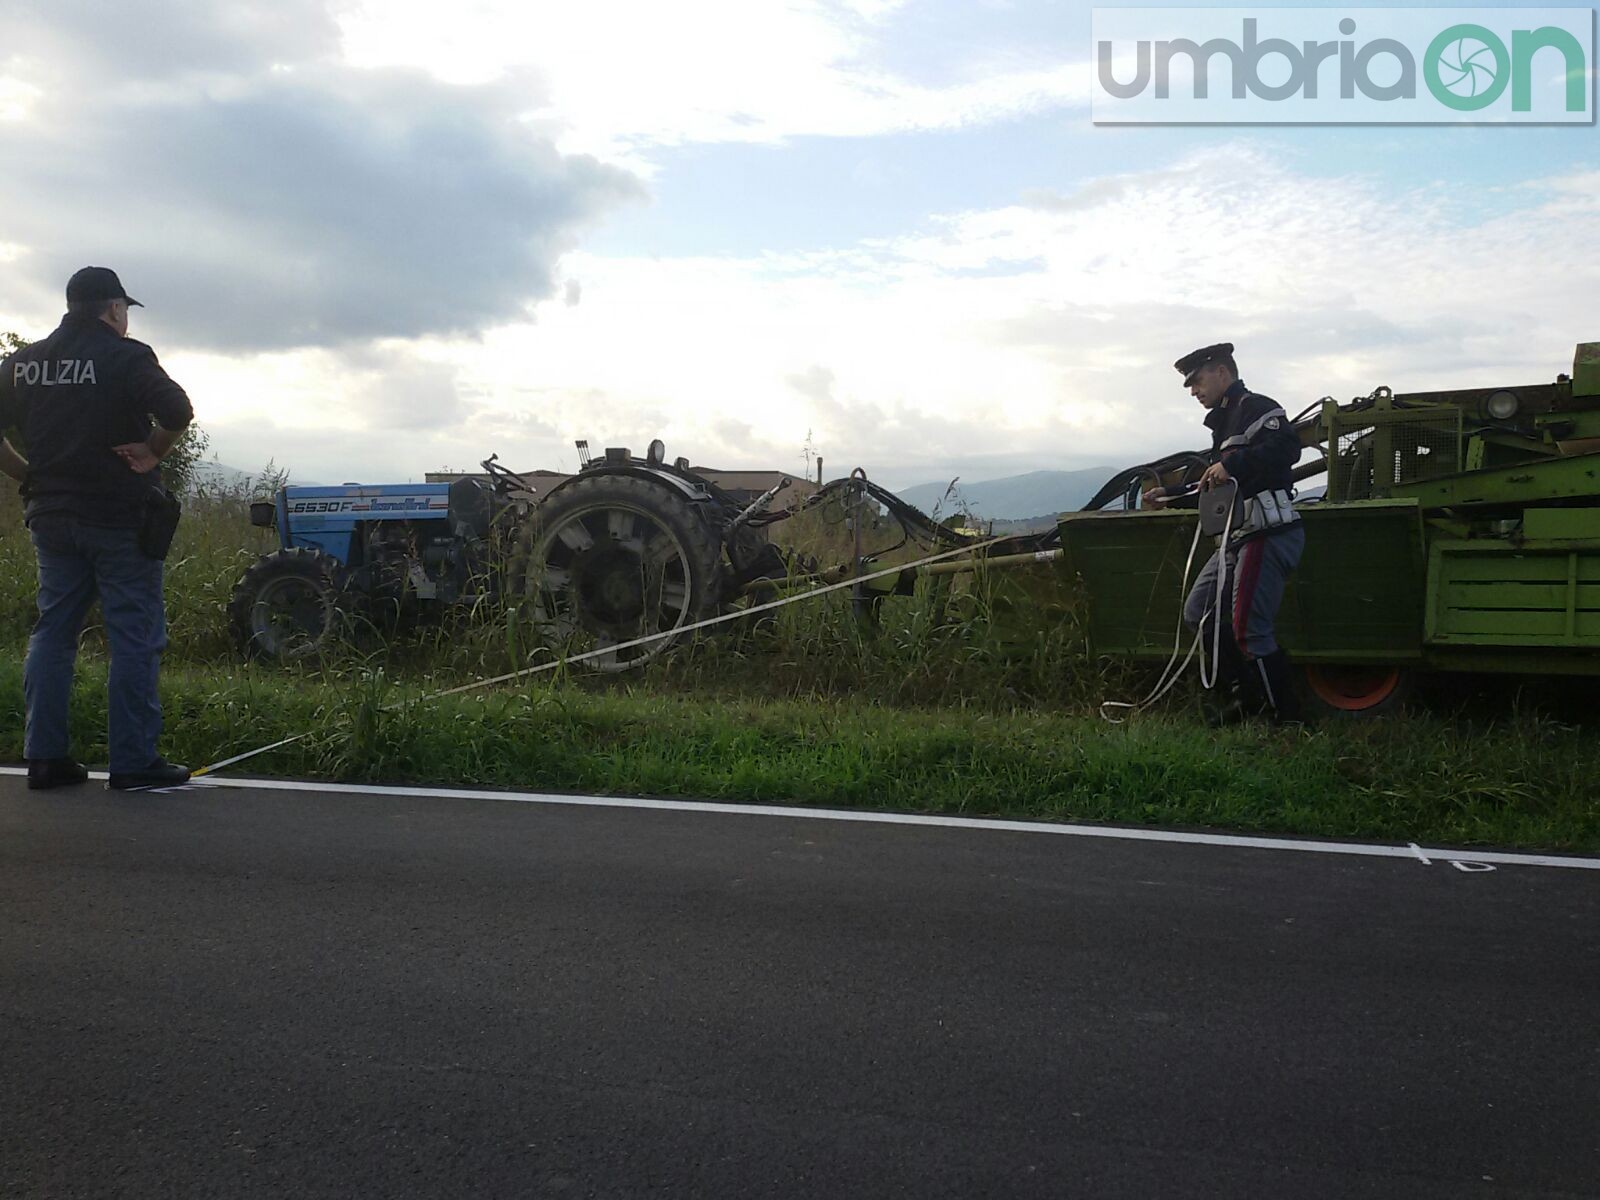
[0,267,196,790]
[1143,343,1306,725]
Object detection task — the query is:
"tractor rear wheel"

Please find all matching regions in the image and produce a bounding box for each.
[512,474,723,672]
[228,548,347,662]
[1299,662,1414,720]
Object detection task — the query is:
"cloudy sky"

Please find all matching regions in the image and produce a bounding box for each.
[1,0,1595,489]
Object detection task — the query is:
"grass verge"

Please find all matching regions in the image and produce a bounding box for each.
[3,655,1596,853]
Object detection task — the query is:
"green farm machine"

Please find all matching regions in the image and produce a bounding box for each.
[1057,342,1600,716]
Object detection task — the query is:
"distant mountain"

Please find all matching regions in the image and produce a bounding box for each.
[188,459,320,493]
[897,467,1116,521]
[190,459,254,490]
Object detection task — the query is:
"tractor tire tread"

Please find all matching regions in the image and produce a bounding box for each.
[511,473,724,670]
[227,547,348,662]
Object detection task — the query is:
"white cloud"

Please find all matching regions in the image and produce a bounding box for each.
[160,343,563,484]
[335,0,1089,168]
[0,5,642,353]
[0,74,41,121]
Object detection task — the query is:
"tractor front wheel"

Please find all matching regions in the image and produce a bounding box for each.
[228,548,348,663]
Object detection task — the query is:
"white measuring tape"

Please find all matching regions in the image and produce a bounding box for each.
[194,534,1010,778]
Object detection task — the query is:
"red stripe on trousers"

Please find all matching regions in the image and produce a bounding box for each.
[1232,538,1266,658]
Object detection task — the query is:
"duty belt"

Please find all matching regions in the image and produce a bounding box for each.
[1233,488,1299,540]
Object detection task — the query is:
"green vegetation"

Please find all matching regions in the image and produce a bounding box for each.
[0,658,1593,851]
[2,485,1596,853]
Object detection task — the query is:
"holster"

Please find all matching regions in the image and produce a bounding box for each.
[139,487,182,560]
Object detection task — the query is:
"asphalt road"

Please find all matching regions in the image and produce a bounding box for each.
[1,772,1596,1199]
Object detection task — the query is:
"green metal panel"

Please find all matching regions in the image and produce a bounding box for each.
[1466,432,1556,473]
[983,560,1086,651]
[1056,500,1426,662]
[1426,540,1600,647]
[1055,510,1196,660]
[1394,450,1600,509]
[1524,507,1600,541]
[1279,501,1427,661]
[1534,409,1600,439]
[1574,342,1600,398]
[1415,646,1600,676]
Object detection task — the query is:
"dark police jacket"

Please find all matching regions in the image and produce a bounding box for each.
[1203,379,1301,499]
[0,313,194,525]
[1154,379,1305,542]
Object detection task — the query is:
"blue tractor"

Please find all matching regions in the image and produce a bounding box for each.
[229,446,790,669]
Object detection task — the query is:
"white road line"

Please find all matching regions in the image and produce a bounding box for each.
[4,766,1596,872]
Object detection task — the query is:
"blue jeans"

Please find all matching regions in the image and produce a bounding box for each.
[25,514,168,771]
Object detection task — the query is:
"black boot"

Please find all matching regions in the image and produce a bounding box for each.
[1233,645,1271,716]
[1254,649,1304,726]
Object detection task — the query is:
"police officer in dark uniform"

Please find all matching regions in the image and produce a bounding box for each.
[1143,343,1305,724]
[0,267,195,789]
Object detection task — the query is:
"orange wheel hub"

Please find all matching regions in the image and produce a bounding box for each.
[1304,664,1403,711]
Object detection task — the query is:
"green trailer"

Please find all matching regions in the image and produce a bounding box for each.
[1058,342,1600,715]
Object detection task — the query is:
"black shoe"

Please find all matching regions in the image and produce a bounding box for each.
[27,758,89,790]
[107,758,191,791]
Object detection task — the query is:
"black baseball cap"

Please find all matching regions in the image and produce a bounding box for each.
[66,266,142,308]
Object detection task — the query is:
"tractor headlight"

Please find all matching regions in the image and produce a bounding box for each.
[647,438,666,466]
[1485,390,1520,421]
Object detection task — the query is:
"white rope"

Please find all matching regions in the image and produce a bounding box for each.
[421,534,1007,700]
[1199,500,1235,692]
[193,534,1008,777]
[1099,498,1235,723]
